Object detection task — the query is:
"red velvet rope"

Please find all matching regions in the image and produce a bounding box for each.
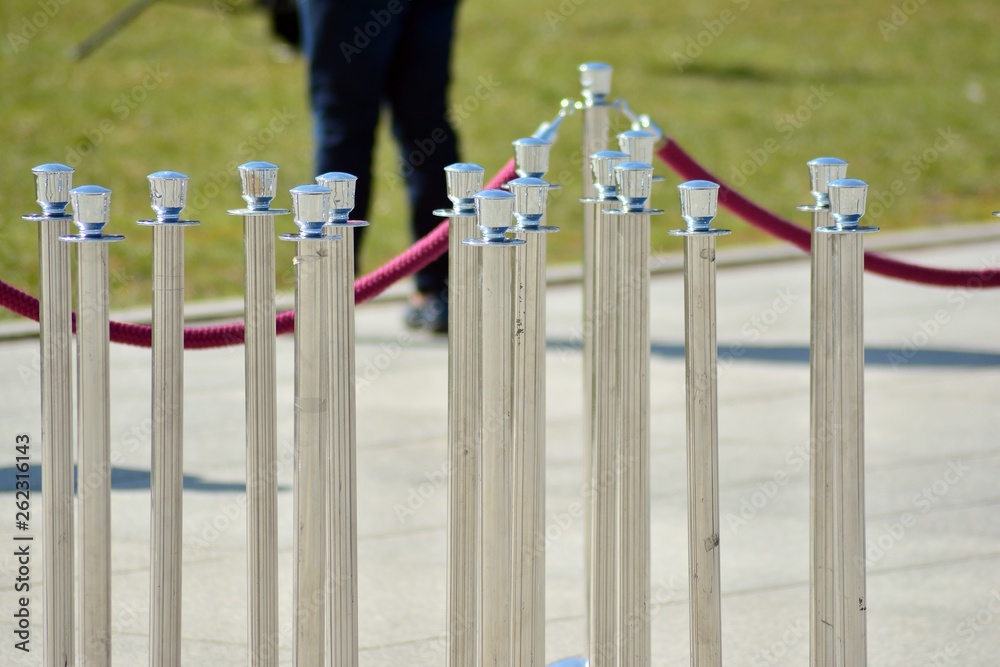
[0,159,518,349]
[657,139,1000,289]
[6,141,1000,349]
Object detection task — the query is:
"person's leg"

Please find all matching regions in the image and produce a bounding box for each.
[299,0,407,259]
[385,0,461,299]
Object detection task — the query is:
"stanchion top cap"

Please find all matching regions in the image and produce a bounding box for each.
[510,177,549,228]
[579,62,612,105]
[807,157,848,205]
[147,171,188,222]
[677,180,719,232]
[70,185,112,237]
[590,150,628,199]
[474,189,515,242]
[238,161,279,211]
[617,130,656,165]
[513,137,552,178]
[615,162,654,212]
[31,163,74,216]
[316,172,358,223]
[444,163,486,212]
[289,184,332,238]
[827,178,869,230]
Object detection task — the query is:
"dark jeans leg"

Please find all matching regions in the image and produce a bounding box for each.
[299,0,407,263]
[386,0,461,296]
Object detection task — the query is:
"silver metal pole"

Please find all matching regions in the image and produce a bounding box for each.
[437,163,486,667]
[315,172,366,667]
[583,149,628,667]
[281,185,339,666]
[609,163,661,667]
[816,179,877,666]
[467,189,522,667]
[670,180,730,667]
[63,185,124,667]
[798,158,848,667]
[24,164,75,667]
[229,162,288,667]
[139,172,198,667]
[509,167,555,667]
[579,64,613,624]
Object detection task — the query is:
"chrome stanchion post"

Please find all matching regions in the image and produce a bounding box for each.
[24,164,75,667]
[798,157,848,667]
[669,180,730,667]
[228,162,288,667]
[817,179,877,666]
[509,172,555,667]
[582,148,628,667]
[138,171,198,667]
[609,162,661,667]
[281,185,339,666]
[315,172,366,667]
[63,185,124,667]
[436,162,486,667]
[466,189,522,667]
[579,64,613,623]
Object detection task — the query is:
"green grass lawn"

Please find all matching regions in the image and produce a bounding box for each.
[2,0,999,315]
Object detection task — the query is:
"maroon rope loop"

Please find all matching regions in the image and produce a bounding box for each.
[0,159,518,349]
[657,139,1000,289]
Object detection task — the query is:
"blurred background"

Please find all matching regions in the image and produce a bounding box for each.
[1,0,999,313]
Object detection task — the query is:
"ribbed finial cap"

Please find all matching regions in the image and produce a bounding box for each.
[474,189,515,243]
[807,157,849,206]
[579,62,612,105]
[147,171,188,222]
[290,184,332,237]
[509,177,549,228]
[32,163,74,216]
[238,161,279,211]
[445,163,486,213]
[615,162,653,212]
[617,130,655,165]
[828,178,868,230]
[590,150,628,199]
[513,137,552,178]
[316,172,357,223]
[678,180,719,232]
[70,185,112,237]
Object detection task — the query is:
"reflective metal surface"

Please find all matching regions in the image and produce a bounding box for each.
[510,175,555,667]
[64,185,124,667]
[812,177,877,667]
[800,157,847,667]
[513,137,553,179]
[441,162,485,667]
[467,189,520,667]
[228,162,289,667]
[589,196,619,667]
[581,141,622,665]
[315,172,364,667]
[579,62,613,106]
[25,164,75,667]
[239,161,280,211]
[670,181,730,667]
[138,171,198,667]
[283,185,336,666]
[617,130,656,166]
[580,72,613,627]
[609,163,661,666]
